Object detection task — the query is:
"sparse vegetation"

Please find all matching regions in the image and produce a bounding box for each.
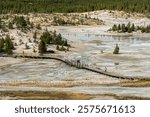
[13,16,34,30]
[52,17,75,26]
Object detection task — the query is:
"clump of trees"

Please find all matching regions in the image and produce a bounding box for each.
[110,23,135,33]
[0,35,14,54]
[110,23,150,33]
[137,25,150,33]
[38,30,69,53]
[39,30,69,46]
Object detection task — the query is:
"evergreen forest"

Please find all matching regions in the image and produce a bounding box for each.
[0,0,150,14]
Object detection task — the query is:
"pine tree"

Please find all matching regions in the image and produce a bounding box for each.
[145,26,149,33]
[38,39,47,53]
[128,27,132,33]
[127,22,131,29]
[40,31,52,44]
[113,44,119,54]
[121,24,126,32]
[8,22,13,29]
[112,24,117,31]
[4,35,14,54]
[0,38,5,52]
[127,22,131,33]
[141,27,146,33]
[118,24,121,31]
[55,33,62,45]
[131,23,135,31]
[0,18,2,29]
[56,45,59,50]
[64,40,68,46]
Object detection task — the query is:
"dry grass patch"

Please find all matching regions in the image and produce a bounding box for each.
[0,81,80,88]
[116,95,150,100]
[96,93,150,100]
[0,90,149,100]
[0,90,93,100]
[120,80,150,87]
[0,81,119,88]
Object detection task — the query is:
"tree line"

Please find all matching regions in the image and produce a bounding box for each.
[110,23,135,33]
[0,0,150,14]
